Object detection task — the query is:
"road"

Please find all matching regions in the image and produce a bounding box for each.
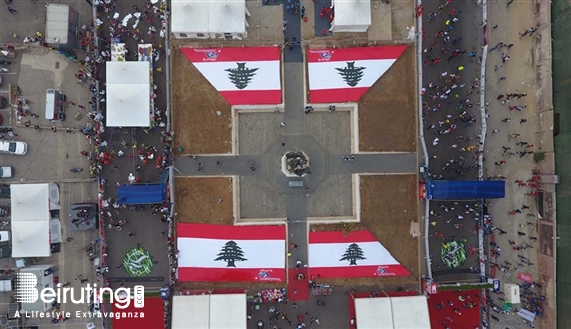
[421,0,484,282]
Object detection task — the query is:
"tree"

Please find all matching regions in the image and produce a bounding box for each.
[225,63,259,89]
[214,240,247,267]
[335,62,366,87]
[339,243,366,265]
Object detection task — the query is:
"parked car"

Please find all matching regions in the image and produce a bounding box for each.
[0,185,9,197]
[0,246,11,258]
[0,96,6,109]
[0,206,8,217]
[0,140,27,155]
[0,230,10,242]
[0,167,12,178]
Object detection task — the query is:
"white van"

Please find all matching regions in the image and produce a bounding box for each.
[45,89,66,121]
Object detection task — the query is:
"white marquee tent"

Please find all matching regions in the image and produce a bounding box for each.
[171,0,248,39]
[172,294,246,329]
[10,184,57,258]
[106,61,151,127]
[330,0,371,33]
[355,295,431,329]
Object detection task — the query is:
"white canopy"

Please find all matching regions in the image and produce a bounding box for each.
[355,296,431,329]
[10,184,53,257]
[331,0,371,33]
[106,61,151,127]
[171,0,246,35]
[172,294,247,329]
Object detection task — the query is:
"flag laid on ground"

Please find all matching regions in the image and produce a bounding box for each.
[307,46,408,103]
[181,46,282,105]
[177,223,286,282]
[308,230,410,278]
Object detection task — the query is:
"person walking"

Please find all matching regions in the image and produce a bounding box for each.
[7,7,17,13]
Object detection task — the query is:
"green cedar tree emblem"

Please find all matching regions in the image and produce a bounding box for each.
[225,62,259,89]
[214,240,248,267]
[335,62,366,87]
[339,243,366,265]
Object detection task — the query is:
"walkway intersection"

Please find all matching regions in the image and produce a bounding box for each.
[174,7,417,301]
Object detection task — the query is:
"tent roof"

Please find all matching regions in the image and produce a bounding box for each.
[10,184,55,257]
[355,296,431,329]
[355,298,394,329]
[117,183,167,204]
[11,184,50,221]
[331,0,371,31]
[11,221,51,257]
[172,294,246,329]
[171,0,246,34]
[106,61,150,127]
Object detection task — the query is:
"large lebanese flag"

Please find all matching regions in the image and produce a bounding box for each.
[177,223,286,282]
[309,231,410,278]
[307,46,408,103]
[181,47,282,105]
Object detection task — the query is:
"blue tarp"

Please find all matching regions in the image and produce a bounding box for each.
[117,183,167,204]
[426,180,505,200]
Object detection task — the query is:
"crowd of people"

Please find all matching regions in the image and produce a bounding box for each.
[422,0,544,328]
[67,0,175,326]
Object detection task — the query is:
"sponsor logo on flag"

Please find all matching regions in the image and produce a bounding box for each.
[204,51,219,60]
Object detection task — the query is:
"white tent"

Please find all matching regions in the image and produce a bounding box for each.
[171,0,248,39]
[172,294,247,329]
[106,61,151,127]
[331,0,371,33]
[11,184,54,257]
[355,296,431,329]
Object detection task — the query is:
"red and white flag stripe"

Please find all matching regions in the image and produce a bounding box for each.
[307,46,408,103]
[177,223,286,282]
[181,47,282,105]
[309,231,410,278]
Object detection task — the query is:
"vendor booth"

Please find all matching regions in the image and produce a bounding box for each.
[171,0,249,39]
[10,184,60,258]
[354,295,431,329]
[330,0,371,33]
[172,294,247,329]
[106,61,151,127]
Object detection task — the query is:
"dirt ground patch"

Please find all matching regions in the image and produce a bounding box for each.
[174,177,234,224]
[360,175,420,279]
[171,45,232,154]
[358,46,417,152]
